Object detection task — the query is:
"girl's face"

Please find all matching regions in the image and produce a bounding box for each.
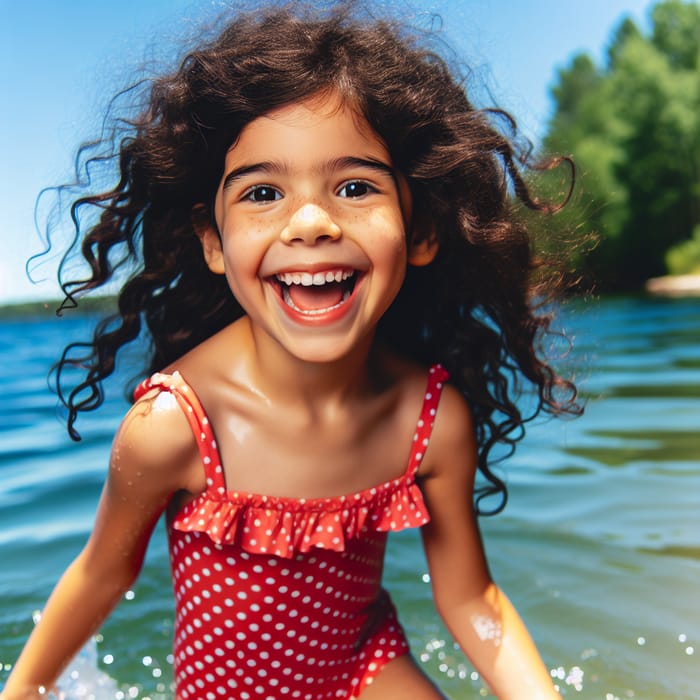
[199,93,419,365]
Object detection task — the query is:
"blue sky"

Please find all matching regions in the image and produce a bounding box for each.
[0,0,653,304]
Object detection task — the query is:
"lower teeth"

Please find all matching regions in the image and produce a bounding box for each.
[281,287,350,315]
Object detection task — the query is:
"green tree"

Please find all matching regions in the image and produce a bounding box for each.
[539,0,700,291]
[666,225,700,274]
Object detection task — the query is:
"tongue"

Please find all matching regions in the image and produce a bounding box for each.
[287,282,344,311]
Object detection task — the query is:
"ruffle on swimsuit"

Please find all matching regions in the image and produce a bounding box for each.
[136,365,448,559]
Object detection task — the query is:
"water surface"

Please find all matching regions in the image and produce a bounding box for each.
[1,296,698,699]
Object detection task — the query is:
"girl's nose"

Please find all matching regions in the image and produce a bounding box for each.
[280,203,342,245]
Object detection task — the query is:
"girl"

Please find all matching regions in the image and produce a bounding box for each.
[3,4,579,699]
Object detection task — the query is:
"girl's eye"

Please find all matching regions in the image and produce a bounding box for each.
[337,181,375,199]
[243,185,282,203]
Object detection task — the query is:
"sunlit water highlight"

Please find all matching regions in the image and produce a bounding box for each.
[1,296,698,699]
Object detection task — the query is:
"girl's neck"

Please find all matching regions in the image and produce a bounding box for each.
[238,316,379,408]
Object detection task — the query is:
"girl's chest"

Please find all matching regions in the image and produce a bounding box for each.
[207,397,416,500]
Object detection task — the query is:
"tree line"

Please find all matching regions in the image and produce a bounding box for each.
[535,0,700,292]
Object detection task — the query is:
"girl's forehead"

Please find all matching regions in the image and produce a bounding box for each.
[261,92,355,125]
[226,93,390,164]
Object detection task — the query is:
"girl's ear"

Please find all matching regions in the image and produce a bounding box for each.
[191,204,225,274]
[407,229,439,267]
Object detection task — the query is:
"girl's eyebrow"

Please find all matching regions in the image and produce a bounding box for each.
[222,162,283,191]
[329,156,396,179]
[222,156,396,191]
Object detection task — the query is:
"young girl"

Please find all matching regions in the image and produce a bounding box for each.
[3,4,579,699]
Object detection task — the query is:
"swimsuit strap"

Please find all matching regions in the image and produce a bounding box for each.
[134,372,226,494]
[404,364,449,480]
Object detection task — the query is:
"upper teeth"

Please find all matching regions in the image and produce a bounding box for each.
[276,270,354,286]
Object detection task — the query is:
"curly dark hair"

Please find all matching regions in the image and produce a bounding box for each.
[51,2,580,514]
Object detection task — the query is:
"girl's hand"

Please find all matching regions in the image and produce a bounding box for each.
[419,385,561,700]
[2,390,199,698]
[0,684,61,700]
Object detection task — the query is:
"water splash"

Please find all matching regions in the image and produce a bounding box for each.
[49,637,119,700]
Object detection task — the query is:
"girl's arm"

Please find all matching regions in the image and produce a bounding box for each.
[1,394,198,700]
[419,386,561,700]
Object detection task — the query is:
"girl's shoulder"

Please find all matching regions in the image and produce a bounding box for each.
[378,351,463,408]
[120,321,247,493]
[381,354,477,479]
[116,378,206,496]
[379,352,472,435]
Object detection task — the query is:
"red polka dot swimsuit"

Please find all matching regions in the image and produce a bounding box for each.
[134,365,448,700]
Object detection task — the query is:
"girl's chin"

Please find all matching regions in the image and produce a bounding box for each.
[279,329,369,364]
[256,319,372,366]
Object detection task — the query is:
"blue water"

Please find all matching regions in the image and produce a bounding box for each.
[1,297,699,699]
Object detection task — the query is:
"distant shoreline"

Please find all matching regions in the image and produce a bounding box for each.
[0,296,117,318]
[645,273,700,297]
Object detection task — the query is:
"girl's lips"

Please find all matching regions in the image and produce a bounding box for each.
[267,268,363,323]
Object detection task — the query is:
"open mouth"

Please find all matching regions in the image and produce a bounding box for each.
[271,269,360,315]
